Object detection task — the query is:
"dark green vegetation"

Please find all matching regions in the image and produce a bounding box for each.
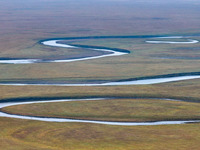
[0,0,200,149]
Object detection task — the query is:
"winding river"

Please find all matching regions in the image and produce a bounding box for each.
[0,36,200,126]
[1,98,200,126]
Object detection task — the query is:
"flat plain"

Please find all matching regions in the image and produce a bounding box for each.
[0,0,200,149]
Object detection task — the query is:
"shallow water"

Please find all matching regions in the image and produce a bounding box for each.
[146,36,199,44]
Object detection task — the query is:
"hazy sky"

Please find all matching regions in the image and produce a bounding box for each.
[0,0,199,37]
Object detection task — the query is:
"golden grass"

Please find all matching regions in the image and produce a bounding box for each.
[2,99,200,122]
[0,1,200,149]
[0,117,200,150]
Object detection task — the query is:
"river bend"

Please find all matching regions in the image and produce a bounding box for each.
[0,36,200,125]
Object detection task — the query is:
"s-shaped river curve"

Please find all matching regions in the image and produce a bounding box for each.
[0,36,200,86]
[0,35,200,126]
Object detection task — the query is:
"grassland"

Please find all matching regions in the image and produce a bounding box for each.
[1,118,200,150]
[0,0,200,84]
[1,78,200,102]
[2,99,200,122]
[0,36,199,82]
[0,0,200,149]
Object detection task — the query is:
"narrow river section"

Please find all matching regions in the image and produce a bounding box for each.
[0,98,200,126]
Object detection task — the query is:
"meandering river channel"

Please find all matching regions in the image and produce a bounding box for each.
[0,36,200,126]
